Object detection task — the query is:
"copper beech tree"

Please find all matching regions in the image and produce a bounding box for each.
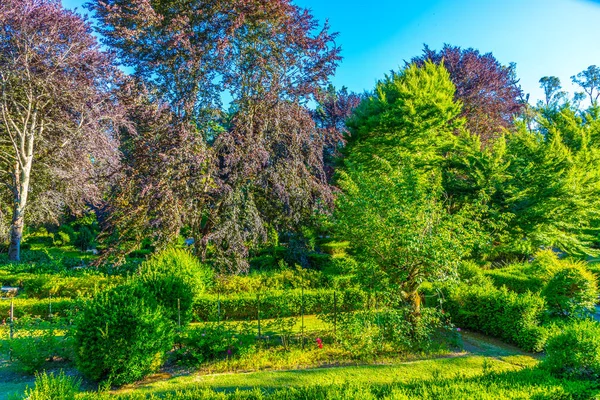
[0,0,120,261]
[89,0,342,271]
[411,45,524,146]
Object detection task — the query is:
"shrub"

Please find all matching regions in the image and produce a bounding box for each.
[22,370,81,400]
[484,268,544,294]
[542,262,598,318]
[74,283,174,385]
[74,226,95,251]
[319,241,350,256]
[5,317,70,374]
[175,323,253,366]
[544,319,600,379]
[58,224,77,243]
[52,231,71,247]
[0,298,75,320]
[330,307,456,358]
[458,261,493,286]
[445,283,547,352]
[527,249,562,279]
[135,248,213,325]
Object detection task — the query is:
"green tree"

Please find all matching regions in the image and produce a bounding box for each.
[336,62,477,314]
[571,65,600,105]
[336,161,474,313]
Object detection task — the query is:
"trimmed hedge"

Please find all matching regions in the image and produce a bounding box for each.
[483,269,544,294]
[445,284,547,352]
[1,289,370,322]
[192,288,368,321]
[0,298,76,320]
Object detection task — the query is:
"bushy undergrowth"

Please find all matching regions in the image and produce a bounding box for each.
[483,268,544,294]
[326,307,457,358]
[21,370,81,400]
[135,248,212,325]
[2,316,73,374]
[0,271,120,299]
[74,283,174,385]
[542,262,598,318]
[544,319,600,379]
[445,283,547,352]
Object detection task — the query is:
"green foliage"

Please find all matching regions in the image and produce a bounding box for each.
[457,261,493,286]
[337,62,482,311]
[22,370,81,400]
[329,307,456,358]
[484,266,545,294]
[74,283,174,385]
[213,265,328,294]
[74,226,94,251]
[335,160,477,308]
[4,317,73,374]
[52,231,71,247]
[175,323,253,366]
[527,249,562,279]
[135,248,213,325]
[445,284,547,352]
[544,319,600,379]
[193,288,367,322]
[344,61,463,167]
[0,298,76,320]
[542,262,598,318]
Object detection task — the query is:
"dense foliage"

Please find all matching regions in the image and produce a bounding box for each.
[88,0,342,271]
[0,0,120,261]
[135,248,212,324]
[544,320,600,379]
[542,262,598,318]
[74,284,174,385]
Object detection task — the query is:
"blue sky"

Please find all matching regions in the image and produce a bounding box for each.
[63,0,600,104]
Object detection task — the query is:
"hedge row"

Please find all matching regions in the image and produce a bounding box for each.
[483,269,544,294]
[444,284,548,352]
[0,288,371,322]
[0,297,77,320]
[192,288,369,321]
[0,271,120,299]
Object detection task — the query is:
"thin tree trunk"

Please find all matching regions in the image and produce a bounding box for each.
[8,141,33,262]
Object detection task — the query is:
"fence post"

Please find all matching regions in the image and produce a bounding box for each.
[257,293,261,338]
[333,291,337,340]
[217,292,221,323]
[177,298,181,328]
[301,286,305,350]
[8,299,14,361]
[9,299,14,340]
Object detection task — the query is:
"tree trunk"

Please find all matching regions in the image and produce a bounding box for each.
[8,212,23,261]
[8,157,33,262]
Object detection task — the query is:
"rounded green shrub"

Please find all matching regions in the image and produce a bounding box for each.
[542,262,598,318]
[74,283,174,385]
[135,248,213,325]
[544,319,600,379]
[527,249,562,279]
[457,260,492,286]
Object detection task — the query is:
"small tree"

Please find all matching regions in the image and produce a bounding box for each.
[0,0,119,260]
[335,161,472,314]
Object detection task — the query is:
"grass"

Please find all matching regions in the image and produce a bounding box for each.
[114,356,515,396]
